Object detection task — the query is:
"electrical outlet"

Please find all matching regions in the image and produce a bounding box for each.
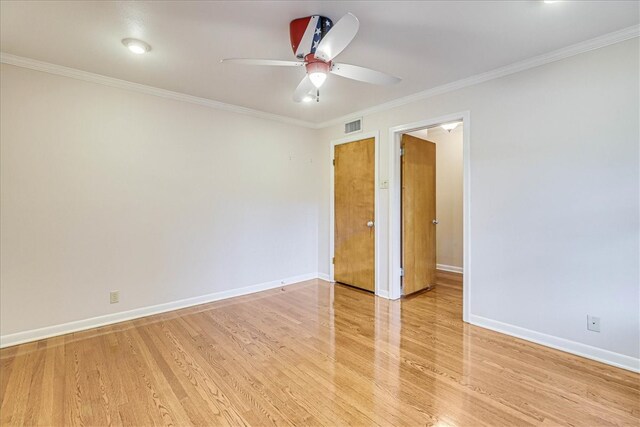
[110,290,120,304]
[587,315,600,332]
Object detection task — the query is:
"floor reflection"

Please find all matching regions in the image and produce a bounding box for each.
[2,276,638,426]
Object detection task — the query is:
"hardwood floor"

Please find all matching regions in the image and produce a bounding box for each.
[1,273,639,426]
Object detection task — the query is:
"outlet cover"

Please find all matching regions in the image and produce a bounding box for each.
[110,290,120,304]
[587,315,600,332]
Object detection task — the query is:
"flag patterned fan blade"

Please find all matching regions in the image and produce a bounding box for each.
[314,13,360,62]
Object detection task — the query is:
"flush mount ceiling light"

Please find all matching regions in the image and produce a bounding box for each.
[441,121,461,132]
[122,38,151,54]
[441,122,461,132]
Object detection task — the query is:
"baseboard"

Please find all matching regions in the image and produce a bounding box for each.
[469,314,640,373]
[0,272,325,349]
[317,273,332,282]
[376,289,390,299]
[436,264,463,274]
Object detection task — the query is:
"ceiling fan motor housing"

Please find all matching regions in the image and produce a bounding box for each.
[305,55,331,74]
[290,15,333,59]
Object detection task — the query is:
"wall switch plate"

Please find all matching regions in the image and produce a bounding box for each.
[110,291,120,304]
[587,315,600,332]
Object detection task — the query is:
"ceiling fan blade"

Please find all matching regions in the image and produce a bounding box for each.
[314,13,359,62]
[331,63,401,85]
[292,75,315,102]
[221,58,304,67]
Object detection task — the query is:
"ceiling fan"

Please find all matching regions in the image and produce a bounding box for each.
[221,13,401,103]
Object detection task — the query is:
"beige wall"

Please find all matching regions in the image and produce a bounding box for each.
[408,126,463,269]
[0,63,323,337]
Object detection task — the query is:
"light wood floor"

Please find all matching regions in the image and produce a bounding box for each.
[1,272,639,426]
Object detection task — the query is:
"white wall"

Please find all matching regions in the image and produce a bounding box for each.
[408,126,464,269]
[0,63,322,338]
[2,37,638,371]
[319,39,639,365]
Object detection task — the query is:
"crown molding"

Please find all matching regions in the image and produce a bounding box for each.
[2,25,638,130]
[0,52,317,129]
[315,25,640,129]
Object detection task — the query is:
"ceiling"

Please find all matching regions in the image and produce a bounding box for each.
[408,123,460,142]
[1,1,638,124]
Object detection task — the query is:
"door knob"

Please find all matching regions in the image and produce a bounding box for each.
[367,221,375,228]
[432,219,439,225]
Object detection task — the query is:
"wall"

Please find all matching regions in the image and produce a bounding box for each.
[2,38,638,371]
[319,38,639,368]
[407,126,464,270]
[0,63,322,340]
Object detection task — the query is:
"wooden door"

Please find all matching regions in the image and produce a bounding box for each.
[401,134,436,295]
[334,138,375,292]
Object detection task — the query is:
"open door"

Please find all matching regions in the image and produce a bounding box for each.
[401,134,436,295]
[334,138,375,292]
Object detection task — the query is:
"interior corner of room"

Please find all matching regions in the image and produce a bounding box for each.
[1,1,639,425]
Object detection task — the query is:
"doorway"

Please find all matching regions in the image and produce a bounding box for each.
[330,132,380,294]
[389,112,470,320]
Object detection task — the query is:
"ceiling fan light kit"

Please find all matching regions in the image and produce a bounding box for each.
[305,58,330,88]
[221,13,401,103]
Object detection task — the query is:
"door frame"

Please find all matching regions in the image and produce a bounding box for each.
[329,131,381,297]
[388,111,471,322]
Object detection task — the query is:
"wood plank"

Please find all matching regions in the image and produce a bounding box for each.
[1,278,638,426]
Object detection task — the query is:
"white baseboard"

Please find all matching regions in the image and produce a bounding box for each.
[376,289,390,299]
[10,276,635,374]
[317,273,332,282]
[0,272,324,349]
[436,264,463,274]
[469,314,640,373]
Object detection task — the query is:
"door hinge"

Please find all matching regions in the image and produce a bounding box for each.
[332,158,335,166]
[332,257,335,264]
[400,148,405,156]
[399,268,404,277]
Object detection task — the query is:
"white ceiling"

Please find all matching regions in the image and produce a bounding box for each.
[408,124,460,142]
[1,1,638,124]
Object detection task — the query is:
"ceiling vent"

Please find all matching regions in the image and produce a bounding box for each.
[344,118,362,135]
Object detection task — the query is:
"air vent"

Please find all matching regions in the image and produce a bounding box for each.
[344,118,362,134]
